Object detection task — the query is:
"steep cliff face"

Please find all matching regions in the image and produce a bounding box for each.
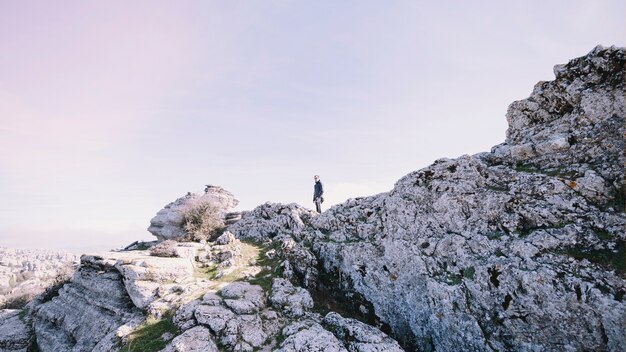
[32,257,142,352]
[231,46,626,351]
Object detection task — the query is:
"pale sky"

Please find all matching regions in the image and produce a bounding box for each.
[1,1,624,252]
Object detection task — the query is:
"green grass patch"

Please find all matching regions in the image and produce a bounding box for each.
[193,263,219,280]
[120,316,178,352]
[485,232,503,240]
[561,241,626,277]
[246,241,283,292]
[595,229,613,241]
[463,267,475,279]
[446,275,462,285]
[514,165,540,174]
[485,185,509,193]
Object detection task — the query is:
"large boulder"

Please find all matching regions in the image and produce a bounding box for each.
[496,45,625,206]
[148,186,239,241]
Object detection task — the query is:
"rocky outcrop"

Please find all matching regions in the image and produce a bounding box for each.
[148,186,239,241]
[0,309,31,351]
[160,326,218,352]
[168,279,402,352]
[275,312,403,352]
[228,203,317,241]
[29,246,212,352]
[11,231,400,352]
[227,46,626,351]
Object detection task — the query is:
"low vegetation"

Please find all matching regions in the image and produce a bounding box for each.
[120,316,178,352]
[246,240,283,292]
[181,201,225,241]
[562,241,626,277]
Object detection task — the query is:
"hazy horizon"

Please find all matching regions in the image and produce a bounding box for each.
[1,1,625,253]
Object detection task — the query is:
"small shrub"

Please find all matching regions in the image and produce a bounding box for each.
[150,240,179,258]
[181,201,225,242]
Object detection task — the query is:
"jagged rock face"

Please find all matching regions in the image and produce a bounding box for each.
[230,46,626,351]
[228,202,317,241]
[148,186,239,241]
[169,279,402,352]
[500,45,625,204]
[30,247,208,352]
[0,309,31,351]
[275,312,403,352]
[160,326,218,352]
[32,257,143,352]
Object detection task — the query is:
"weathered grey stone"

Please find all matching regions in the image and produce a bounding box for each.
[228,203,317,241]
[201,292,222,306]
[195,305,236,333]
[228,47,626,351]
[0,309,31,351]
[215,231,237,245]
[238,314,268,347]
[32,261,143,352]
[270,278,313,318]
[324,312,404,352]
[276,320,347,352]
[160,326,219,352]
[220,282,266,310]
[173,300,201,331]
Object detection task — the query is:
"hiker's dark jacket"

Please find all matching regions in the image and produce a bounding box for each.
[314,181,324,200]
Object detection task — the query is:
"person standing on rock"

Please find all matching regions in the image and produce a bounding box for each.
[313,175,324,213]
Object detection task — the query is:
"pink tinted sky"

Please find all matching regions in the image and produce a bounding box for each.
[1,1,624,252]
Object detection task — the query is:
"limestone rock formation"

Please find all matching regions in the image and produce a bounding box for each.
[228,202,317,241]
[148,186,239,241]
[2,45,623,352]
[29,246,213,352]
[0,309,32,351]
[5,230,400,351]
[160,326,218,352]
[225,45,626,351]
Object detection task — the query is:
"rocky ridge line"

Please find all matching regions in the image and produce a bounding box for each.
[228,45,626,351]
